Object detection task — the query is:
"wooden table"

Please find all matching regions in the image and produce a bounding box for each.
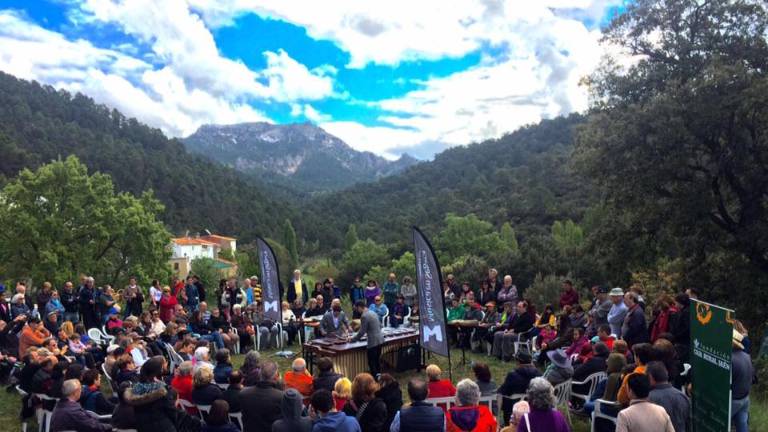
[303,327,419,377]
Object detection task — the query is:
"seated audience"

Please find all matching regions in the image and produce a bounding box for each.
[50,378,111,432]
[284,357,314,397]
[170,361,195,409]
[221,370,243,413]
[111,381,136,430]
[617,343,653,406]
[272,388,313,432]
[427,364,456,398]
[472,362,497,396]
[311,389,361,432]
[342,373,387,432]
[203,400,240,432]
[498,349,541,424]
[543,349,574,385]
[616,374,674,432]
[445,379,497,432]
[81,368,116,415]
[314,357,343,392]
[390,377,445,432]
[333,377,352,412]
[375,373,402,430]
[239,360,284,432]
[214,348,233,384]
[517,377,570,432]
[192,365,223,406]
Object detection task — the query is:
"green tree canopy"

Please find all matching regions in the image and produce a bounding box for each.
[282,219,299,268]
[339,239,389,283]
[434,213,508,263]
[0,156,171,286]
[344,224,359,250]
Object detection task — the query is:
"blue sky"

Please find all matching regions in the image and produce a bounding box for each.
[0,0,627,159]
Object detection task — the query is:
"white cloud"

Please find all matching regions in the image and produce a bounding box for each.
[183,0,626,156]
[262,49,334,101]
[290,103,331,123]
[0,10,268,137]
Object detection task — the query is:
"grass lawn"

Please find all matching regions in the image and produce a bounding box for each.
[1,346,765,432]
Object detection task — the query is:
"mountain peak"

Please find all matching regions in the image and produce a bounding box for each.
[182,122,418,192]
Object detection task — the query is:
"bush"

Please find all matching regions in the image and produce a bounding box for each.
[523,273,587,311]
[755,356,768,400]
[441,255,489,286]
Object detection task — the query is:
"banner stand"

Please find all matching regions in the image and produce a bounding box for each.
[256,236,294,358]
[413,226,452,381]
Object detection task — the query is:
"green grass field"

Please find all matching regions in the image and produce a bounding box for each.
[1,347,764,432]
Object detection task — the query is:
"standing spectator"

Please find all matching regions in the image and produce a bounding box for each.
[250,275,263,303]
[11,293,30,320]
[343,373,388,432]
[445,379,497,432]
[123,277,143,318]
[559,280,579,309]
[477,280,496,307]
[364,280,382,306]
[616,374,674,432]
[621,292,649,348]
[400,276,417,307]
[382,273,400,310]
[149,280,163,308]
[36,282,53,311]
[517,378,570,432]
[445,274,461,299]
[389,378,445,432]
[194,275,206,303]
[607,288,627,337]
[496,276,518,305]
[287,270,309,305]
[649,295,677,343]
[647,361,689,432]
[588,286,612,336]
[45,291,65,323]
[184,276,200,312]
[60,281,79,324]
[311,389,361,432]
[159,286,177,322]
[669,293,691,362]
[427,364,456,398]
[498,350,541,424]
[731,330,754,432]
[50,378,111,432]
[272,388,313,432]
[284,357,314,397]
[239,360,284,432]
[375,373,402,430]
[617,343,654,406]
[351,300,384,377]
[349,277,365,305]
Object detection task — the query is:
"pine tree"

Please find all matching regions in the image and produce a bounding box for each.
[500,222,519,254]
[345,224,359,250]
[282,219,299,267]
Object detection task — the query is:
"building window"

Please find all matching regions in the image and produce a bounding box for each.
[173,263,179,271]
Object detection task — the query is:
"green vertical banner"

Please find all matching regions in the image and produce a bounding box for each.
[690,299,734,432]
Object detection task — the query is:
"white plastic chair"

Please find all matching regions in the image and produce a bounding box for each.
[570,372,606,415]
[513,327,536,355]
[86,410,112,421]
[197,404,212,422]
[16,386,30,432]
[231,327,240,354]
[87,328,107,346]
[216,383,229,390]
[425,396,455,410]
[553,380,572,424]
[177,398,198,414]
[34,393,58,432]
[590,399,620,432]
[379,310,389,327]
[230,412,243,430]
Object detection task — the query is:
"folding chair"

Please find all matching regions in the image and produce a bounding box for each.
[590,399,620,432]
[570,372,607,415]
[553,379,572,424]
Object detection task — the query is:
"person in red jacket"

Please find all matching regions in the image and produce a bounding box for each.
[427,364,456,398]
[170,361,196,414]
[559,280,579,310]
[446,379,497,432]
[158,286,178,323]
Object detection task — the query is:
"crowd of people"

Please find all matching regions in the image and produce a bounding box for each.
[0,267,757,432]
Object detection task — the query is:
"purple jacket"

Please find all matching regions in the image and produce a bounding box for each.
[50,399,111,432]
[364,286,381,305]
[517,408,570,432]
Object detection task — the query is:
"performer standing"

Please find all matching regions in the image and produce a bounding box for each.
[350,300,384,377]
[320,299,350,337]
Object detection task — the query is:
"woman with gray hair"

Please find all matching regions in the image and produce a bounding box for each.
[240,350,261,386]
[445,378,497,431]
[518,377,570,432]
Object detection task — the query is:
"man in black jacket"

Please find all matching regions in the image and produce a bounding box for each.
[60,281,79,324]
[498,350,541,425]
[239,360,284,432]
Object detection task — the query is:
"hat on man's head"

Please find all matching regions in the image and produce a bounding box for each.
[598,286,609,294]
[107,344,120,354]
[609,288,624,297]
[546,349,572,369]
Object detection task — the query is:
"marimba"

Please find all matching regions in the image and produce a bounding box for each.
[303,327,419,377]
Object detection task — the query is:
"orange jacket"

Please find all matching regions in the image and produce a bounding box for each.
[19,325,48,358]
[617,365,646,406]
[284,370,314,396]
[446,405,497,432]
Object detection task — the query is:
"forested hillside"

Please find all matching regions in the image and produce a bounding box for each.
[302,115,591,254]
[0,72,292,239]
